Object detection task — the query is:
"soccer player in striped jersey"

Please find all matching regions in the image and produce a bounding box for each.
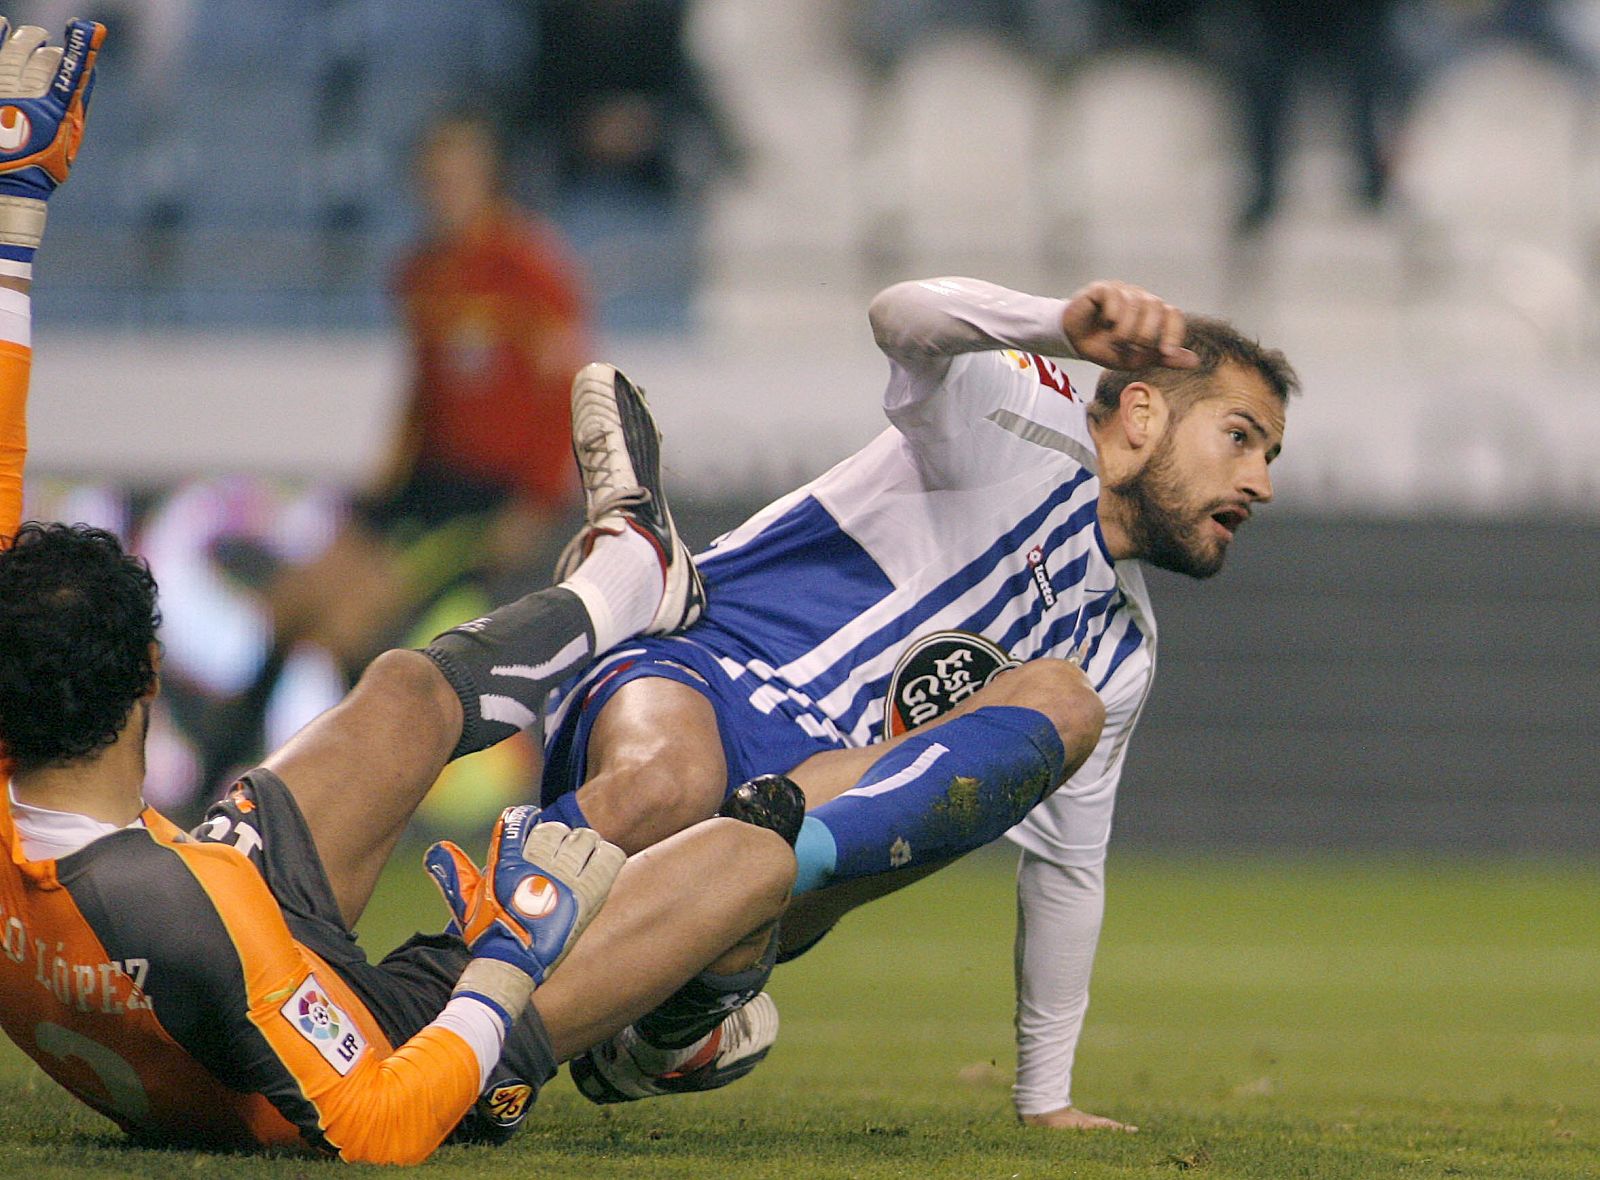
[543,279,1296,1125]
[0,18,792,1161]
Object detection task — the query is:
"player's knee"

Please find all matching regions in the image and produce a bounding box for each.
[999,659,1104,765]
[353,649,463,748]
[699,816,797,923]
[582,740,728,852]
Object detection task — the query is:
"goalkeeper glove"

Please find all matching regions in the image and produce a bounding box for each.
[0,17,105,262]
[426,806,624,986]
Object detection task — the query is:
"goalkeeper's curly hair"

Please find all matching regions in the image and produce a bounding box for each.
[0,522,162,771]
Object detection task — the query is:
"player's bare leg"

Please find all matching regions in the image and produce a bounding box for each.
[264,363,704,926]
[570,679,730,852]
[777,855,953,955]
[262,648,465,923]
[530,817,793,1060]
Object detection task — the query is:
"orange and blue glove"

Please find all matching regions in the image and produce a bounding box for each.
[426,806,624,989]
[0,17,104,263]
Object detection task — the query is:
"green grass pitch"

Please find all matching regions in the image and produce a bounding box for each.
[1,848,1595,1177]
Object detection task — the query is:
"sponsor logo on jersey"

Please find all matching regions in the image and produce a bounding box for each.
[1027,546,1057,609]
[511,875,560,920]
[0,107,31,153]
[1030,353,1075,399]
[999,351,1075,400]
[282,975,367,1075]
[882,630,1019,740]
[482,1080,534,1128]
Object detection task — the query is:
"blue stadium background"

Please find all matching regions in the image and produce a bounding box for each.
[14,0,1600,849]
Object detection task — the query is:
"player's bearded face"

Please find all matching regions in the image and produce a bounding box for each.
[1109,422,1232,579]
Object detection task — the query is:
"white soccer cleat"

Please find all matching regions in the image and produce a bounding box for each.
[568,992,779,1104]
[555,362,705,634]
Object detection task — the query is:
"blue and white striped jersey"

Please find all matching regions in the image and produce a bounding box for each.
[689,277,1158,870]
[677,278,1166,1118]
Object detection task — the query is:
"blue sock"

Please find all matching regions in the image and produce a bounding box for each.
[541,791,590,829]
[794,706,1065,895]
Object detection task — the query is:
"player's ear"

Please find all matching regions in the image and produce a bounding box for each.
[145,641,163,697]
[1116,381,1168,451]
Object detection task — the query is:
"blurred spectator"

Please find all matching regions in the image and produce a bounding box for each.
[508,0,741,200]
[851,0,1094,74]
[1415,0,1600,79]
[223,107,588,688]
[848,0,1205,76]
[185,108,584,825]
[1216,0,1411,234]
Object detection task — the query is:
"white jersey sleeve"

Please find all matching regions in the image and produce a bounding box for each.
[869,277,1076,411]
[1005,561,1157,1113]
[1013,852,1104,1115]
[867,278,1089,490]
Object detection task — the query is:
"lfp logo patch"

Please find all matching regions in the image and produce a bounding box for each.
[882,630,1019,740]
[282,975,367,1075]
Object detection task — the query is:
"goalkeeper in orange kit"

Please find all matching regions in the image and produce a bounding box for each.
[0,17,796,1163]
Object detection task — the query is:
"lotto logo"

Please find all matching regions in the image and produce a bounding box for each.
[512,875,559,920]
[1027,546,1057,608]
[0,107,31,153]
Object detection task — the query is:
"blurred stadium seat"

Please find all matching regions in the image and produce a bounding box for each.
[1395,46,1600,362]
[869,33,1044,286]
[1046,49,1235,305]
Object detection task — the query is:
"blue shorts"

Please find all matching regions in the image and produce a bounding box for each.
[540,632,851,805]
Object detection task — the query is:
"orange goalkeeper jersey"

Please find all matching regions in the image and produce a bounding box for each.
[0,800,486,1163]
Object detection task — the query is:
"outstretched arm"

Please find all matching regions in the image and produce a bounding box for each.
[1014,852,1136,1132]
[868,276,1198,418]
[193,810,623,1165]
[0,17,104,541]
[0,272,28,540]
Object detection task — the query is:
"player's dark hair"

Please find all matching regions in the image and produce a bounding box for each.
[1090,316,1299,424]
[0,522,162,772]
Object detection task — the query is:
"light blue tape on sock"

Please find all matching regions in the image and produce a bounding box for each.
[792,816,838,895]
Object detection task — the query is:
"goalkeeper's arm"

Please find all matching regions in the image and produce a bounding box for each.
[0,16,104,542]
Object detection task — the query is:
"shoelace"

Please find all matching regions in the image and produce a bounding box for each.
[554,445,658,578]
[574,429,658,501]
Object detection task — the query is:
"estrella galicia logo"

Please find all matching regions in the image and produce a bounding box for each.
[882,630,1019,740]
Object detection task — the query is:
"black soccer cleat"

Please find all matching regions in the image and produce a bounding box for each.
[555,362,705,634]
[718,774,806,848]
